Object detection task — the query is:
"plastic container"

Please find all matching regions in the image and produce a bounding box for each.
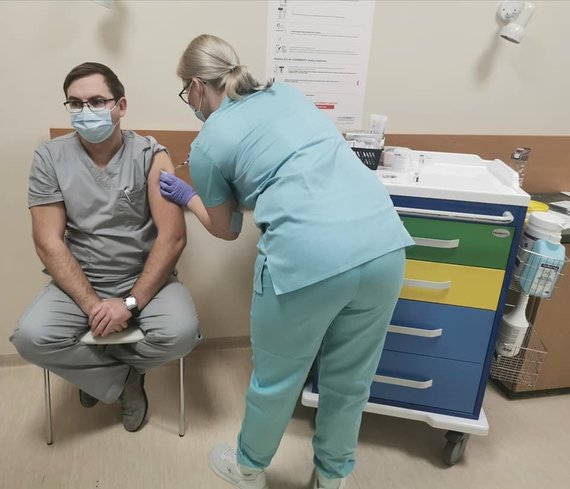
[528,200,549,214]
[352,147,382,170]
[368,114,387,138]
[518,239,566,298]
[524,200,550,224]
[383,147,412,172]
[496,293,530,357]
[514,212,565,283]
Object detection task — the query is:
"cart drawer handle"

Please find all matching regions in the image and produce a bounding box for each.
[396,207,514,224]
[412,237,460,249]
[404,278,452,290]
[388,325,443,338]
[374,375,433,390]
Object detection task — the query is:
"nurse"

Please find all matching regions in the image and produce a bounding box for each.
[160,34,414,489]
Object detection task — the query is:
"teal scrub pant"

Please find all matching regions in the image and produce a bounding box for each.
[237,248,406,479]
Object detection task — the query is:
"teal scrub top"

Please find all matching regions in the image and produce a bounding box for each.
[189,82,413,295]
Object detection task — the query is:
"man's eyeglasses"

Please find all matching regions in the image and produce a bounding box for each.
[63,97,117,114]
[178,80,193,105]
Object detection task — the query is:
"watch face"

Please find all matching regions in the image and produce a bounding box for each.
[124,296,137,309]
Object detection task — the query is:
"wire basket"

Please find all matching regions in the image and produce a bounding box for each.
[511,246,568,299]
[490,322,547,387]
[352,147,382,170]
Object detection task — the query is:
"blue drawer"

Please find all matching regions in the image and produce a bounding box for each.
[371,350,483,414]
[385,300,495,363]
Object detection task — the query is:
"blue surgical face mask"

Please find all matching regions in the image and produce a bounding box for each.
[192,106,206,123]
[71,106,119,144]
[190,84,207,122]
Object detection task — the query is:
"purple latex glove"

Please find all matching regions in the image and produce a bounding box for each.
[159,171,197,207]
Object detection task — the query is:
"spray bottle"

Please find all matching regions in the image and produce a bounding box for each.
[496,293,530,357]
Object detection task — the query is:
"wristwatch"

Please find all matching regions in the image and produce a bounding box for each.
[123,295,141,318]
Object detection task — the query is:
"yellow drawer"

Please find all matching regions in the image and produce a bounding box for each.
[401,260,505,310]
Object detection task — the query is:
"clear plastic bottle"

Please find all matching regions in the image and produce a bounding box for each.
[514,211,565,290]
[519,238,566,298]
[510,147,531,187]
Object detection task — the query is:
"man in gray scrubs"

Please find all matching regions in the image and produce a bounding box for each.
[11,62,201,432]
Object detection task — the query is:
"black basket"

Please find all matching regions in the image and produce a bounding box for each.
[352,147,382,170]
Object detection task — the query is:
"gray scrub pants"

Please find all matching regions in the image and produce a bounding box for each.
[10,274,201,403]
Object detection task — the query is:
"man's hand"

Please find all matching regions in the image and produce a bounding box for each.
[89,298,132,337]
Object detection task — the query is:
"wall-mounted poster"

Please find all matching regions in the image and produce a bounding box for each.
[266,0,375,131]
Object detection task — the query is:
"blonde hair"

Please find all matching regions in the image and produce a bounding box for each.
[177,34,272,101]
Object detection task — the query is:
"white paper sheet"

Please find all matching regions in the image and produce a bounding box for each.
[266,0,375,131]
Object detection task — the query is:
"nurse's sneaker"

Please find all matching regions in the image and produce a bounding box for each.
[313,473,346,489]
[209,444,268,489]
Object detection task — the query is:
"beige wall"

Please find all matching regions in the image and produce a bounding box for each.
[1,0,569,355]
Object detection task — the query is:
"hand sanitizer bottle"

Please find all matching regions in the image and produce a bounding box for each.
[519,238,566,298]
[514,212,565,287]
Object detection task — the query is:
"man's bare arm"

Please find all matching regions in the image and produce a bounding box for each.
[130,151,187,309]
[31,203,100,314]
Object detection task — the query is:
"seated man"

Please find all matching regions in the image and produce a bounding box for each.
[11,62,201,432]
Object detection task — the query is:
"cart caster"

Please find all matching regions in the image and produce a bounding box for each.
[442,431,470,466]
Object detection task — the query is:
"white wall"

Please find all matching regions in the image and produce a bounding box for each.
[1,0,569,355]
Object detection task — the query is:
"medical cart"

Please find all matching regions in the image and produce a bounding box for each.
[302,150,530,465]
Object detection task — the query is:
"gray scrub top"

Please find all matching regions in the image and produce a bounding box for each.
[28,130,166,283]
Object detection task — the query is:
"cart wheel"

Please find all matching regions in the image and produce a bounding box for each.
[442,431,470,466]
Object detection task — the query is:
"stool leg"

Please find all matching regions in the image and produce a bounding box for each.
[179,357,185,437]
[43,369,53,445]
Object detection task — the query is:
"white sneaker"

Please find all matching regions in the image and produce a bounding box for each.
[313,473,346,489]
[209,444,268,489]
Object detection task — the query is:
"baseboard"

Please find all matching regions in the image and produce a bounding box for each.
[492,379,570,399]
[194,335,251,351]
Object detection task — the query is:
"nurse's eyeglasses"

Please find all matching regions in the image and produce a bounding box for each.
[64,97,117,113]
[178,80,193,105]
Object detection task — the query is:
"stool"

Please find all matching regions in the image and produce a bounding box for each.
[43,327,185,445]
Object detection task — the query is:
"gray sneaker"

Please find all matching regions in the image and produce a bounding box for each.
[79,390,99,408]
[119,370,148,432]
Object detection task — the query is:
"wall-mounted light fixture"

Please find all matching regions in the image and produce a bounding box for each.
[497,1,536,44]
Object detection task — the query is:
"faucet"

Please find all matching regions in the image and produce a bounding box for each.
[510,147,531,187]
[414,154,425,183]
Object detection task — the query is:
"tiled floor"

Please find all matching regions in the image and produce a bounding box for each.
[1,347,569,489]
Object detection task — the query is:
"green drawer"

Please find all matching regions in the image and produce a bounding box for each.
[402,217,514,269]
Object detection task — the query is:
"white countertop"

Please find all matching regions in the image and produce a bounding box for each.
[377,150,530,207]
